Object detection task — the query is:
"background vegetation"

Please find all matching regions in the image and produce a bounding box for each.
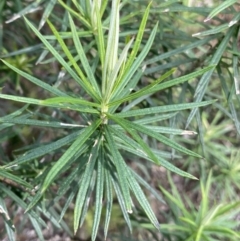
[0,0,240,240]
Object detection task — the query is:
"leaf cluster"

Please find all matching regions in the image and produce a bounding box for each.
[0,0,239,240]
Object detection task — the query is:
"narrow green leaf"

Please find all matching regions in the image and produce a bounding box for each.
[55,164,82,203]
[44,31,92,40]
[104,162,113,239]
[29,216,44,241]
[0,197,15,241]
[144,36,216,66]
[41,96,100,108]
[5,222,15,241]
[204,225,240,236]
[117,140,197,179]
[130,169,165,204]
[5,1,41,24]
[102,0,120,96]
[0,184,46,227]
[110,67,175,106]
[23,17,99,102]
[1,60,66,97]
[125,163,160,230]
[92,145,104,241]
[202,204,223,226]
[79,170,96,227]
[109,115,202,158]
[196,110,206,156]
[205,0,238,22]
[110,66,214,106]
[108,122,160,165]
[134,113,177,124]
[93,0,105,67]
[74,137,100,233]
[110,173,132,233]
[58,0,91,29]
[59,178,81,222]
[195,12,240,37]
[110,69,143,112]
[68,13,101,97]
[215,201,240,218]
[0,169,32,188]
[145,58,195,75]
[186,27,236,128]
[41,119,101,194]
[46,19,100,102]
[123,2,152,73]
[0,116,85,129]
[179,217,197,227]
[193,24,230,37]
[115,100,216,118]
[111,23,158,100]
[0,94,99,114]
[143,126,197,135]
[26,190,45,213]
[105,126,132,213]
[105,38,134,101]
[38,0,57,30]
[159,186,185,211]
[72,0,85,16]
[4,130,83,168]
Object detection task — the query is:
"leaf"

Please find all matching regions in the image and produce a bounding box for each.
[23,17,100,102]
[116,139,197,179]
[41,119,101,194]
[0,169,32,188]
[186,27,236,128]
[105,38,134,102]
[58,0,91,29]
[102,0,120,96]
[144,36,216,66]
[194,12,240,37]
[68,13,101,97]
[104,163,113,239]
[110,171,132,232]
[29,216,45,241]
[54,164,83,203]
[204,0,238,22]
[0,184,46,227]
[4,130,83,168]
[130,169,165,204]
[0,94,99,114]
[92,145,104,241]
[124,162,160,230]
[38,0,57,30]
[115,100,216,118]
[79,169,96,227]
[94,1,105,67]
[109,114,202,158]
[40,96,100,108]
[111,23,159,100]
[105,126,132,213]
[46,19,101,102]
[142,126,197,135]
[59,178,81,222]
[0,116,85,129]
[74,137,100,233]
[123,2,152,73]
[110,66,214,106]
[108,120,160,165]
[1,60,66,96]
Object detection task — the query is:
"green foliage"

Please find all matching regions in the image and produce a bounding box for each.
[159,171,240,241]
[0,0,239,240]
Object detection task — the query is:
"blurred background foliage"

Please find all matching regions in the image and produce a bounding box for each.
[0,0,240,240]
